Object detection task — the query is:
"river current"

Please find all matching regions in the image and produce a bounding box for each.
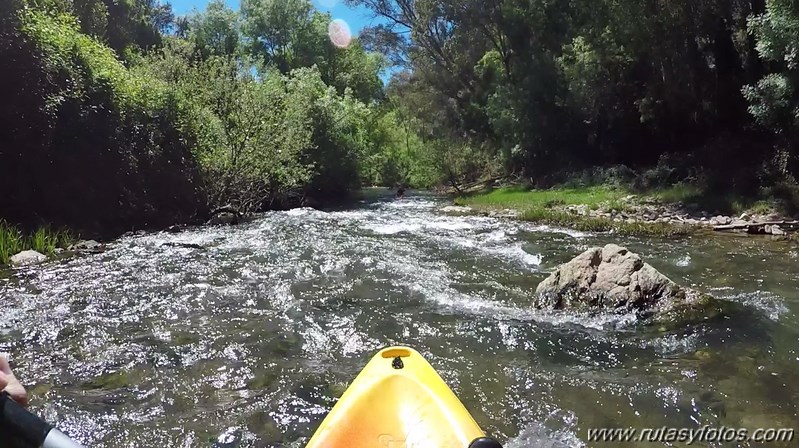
[1,191,797,447]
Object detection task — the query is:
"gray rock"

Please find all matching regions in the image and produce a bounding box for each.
[709,215,732,226]
[534,244,717,323]
[70,240,102,251]
[441,205,473,214]
[739,213,751,221]
[9,250,47,266]
[489,209,520,218]
[770,225,786,236]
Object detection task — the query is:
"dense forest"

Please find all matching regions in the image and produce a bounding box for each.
[1,0,799,236]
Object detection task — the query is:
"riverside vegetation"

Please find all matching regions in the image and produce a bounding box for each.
[4,0,799,252]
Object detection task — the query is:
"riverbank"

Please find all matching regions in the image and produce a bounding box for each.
[0,221,77,266]
[453,184,799,237]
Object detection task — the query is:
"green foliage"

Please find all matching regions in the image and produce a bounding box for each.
[241,0,314,73]
[3,0,399,234]
[456,186,626,210]
[0,222,24,265]
[746,0,799,149]
[349,0,799,193]
[187,0,240,58]
[1,0,205,234]
[18,0,799,239]
[0,221,74,265]
[139,39,382,208]
[67,0,173,54]
[29,227,58,255]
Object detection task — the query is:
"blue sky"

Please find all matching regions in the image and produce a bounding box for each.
[169,0,380,38]
[169,0,399,80]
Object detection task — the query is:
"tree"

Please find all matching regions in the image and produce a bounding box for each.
[187,0,240,58]
[241,0,314,73]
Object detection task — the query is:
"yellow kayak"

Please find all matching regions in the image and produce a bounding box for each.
[306,346,502,448]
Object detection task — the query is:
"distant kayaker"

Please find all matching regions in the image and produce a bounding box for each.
[0,354,28,407]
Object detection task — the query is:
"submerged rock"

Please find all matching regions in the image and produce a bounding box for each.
[165,225,182,233]
[10,250,47,266]
[208,205,242,226]
[161,242,203,250]
[208,211,240,226]
[535,244,720,324]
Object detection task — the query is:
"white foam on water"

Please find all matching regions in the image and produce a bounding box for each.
[500,244,543,266]
[300,315,381,357]
[368,222,423,235]
[484,230,508,242]
[505,422,585,448]
[723,290,790,321]
[284,207,320,216]
[524,223,589,239]
[643,332,700,354]
[384,199,438,209]
[330,209,372,220]
[533,309,640,331]
[425,218,475,231]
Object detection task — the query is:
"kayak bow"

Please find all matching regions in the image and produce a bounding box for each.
[306,346,502,448]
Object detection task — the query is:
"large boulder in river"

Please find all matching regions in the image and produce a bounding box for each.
[9,250,47,266]
[535,244,720,324]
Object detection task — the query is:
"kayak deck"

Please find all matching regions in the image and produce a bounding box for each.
[306,347,485,448]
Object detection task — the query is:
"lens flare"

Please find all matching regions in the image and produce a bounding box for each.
[328,19,352,49]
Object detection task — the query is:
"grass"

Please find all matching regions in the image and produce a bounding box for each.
[459,180,799,220]
[0,220,76,265]
[455,185,627,209]
[0,222,24,266]
[454,185,694,236]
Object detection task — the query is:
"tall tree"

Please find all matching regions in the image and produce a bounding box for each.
[241,0,314,73]
[187,0,240,58]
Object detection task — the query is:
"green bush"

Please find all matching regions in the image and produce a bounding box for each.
[1,2,206,234]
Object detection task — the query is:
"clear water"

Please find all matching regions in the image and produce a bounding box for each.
[0,191,797,447]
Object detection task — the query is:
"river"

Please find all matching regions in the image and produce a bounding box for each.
[0,190,797,447]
